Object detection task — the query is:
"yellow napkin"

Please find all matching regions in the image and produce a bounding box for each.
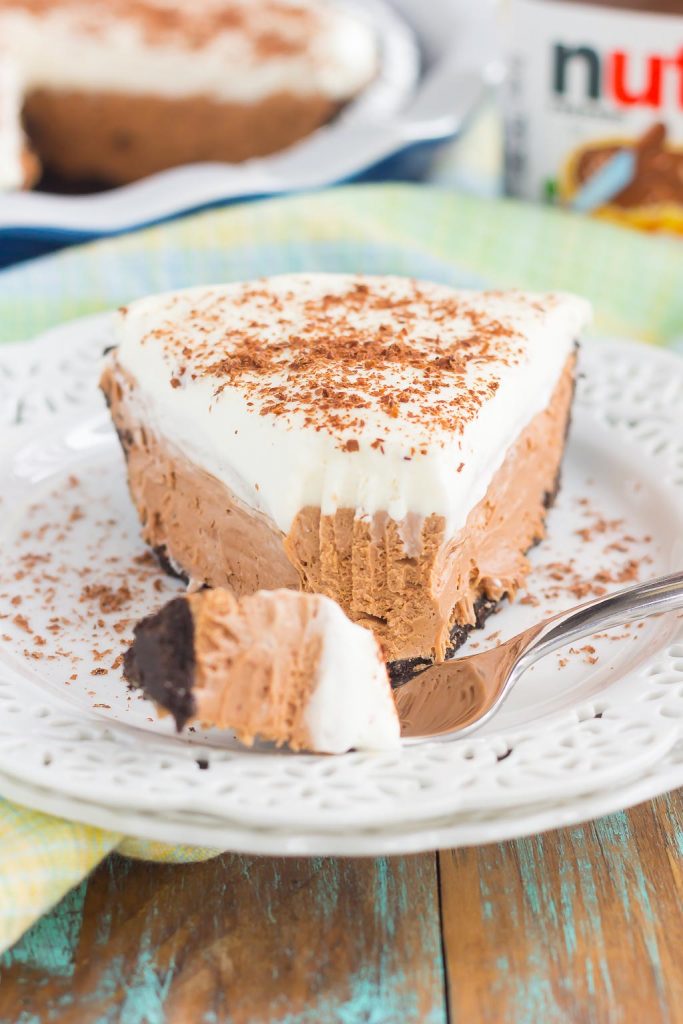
[0,800,220,953]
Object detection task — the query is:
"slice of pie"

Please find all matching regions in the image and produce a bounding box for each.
[102,273,590,672]
[124,588,400,753]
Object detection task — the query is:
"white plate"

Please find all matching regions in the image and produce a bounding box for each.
[0,0,499,238]
[0,317,682,854]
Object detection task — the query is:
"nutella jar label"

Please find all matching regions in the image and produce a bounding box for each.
[504,0,683,233]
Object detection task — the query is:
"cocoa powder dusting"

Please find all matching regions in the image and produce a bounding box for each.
[0,469,183,717]
[136,279,547,448]
[81,583,132,613]
[0,0,322,55]
[517,494,658,672]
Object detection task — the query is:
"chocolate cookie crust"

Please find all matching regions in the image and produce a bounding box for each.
[123,596,196,729]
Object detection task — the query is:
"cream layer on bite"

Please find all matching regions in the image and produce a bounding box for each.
[0,0,376,104]
[103,273,590,663]
[124,588,400,754]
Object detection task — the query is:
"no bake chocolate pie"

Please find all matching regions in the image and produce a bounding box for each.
[124,587,400,752]
[101,274,591,668]
[0,0,377,187]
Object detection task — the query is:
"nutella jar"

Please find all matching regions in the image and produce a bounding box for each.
[503,0,683,232]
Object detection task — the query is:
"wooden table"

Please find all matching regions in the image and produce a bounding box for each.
[0,792,681,1023]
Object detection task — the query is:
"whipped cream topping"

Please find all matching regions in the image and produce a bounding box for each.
[0,57,25,191]
[112,273,591,535]
[305,594,400,753]
[0,0,376,103]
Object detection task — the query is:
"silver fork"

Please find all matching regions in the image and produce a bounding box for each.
[395,571,683,742]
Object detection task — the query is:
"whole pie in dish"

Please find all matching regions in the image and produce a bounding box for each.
[101,273,591,675]
[0,0,377,188]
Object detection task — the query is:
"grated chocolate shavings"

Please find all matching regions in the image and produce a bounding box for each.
[132,279,552,449]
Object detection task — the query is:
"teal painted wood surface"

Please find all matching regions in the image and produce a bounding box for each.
[0,792,681,1023]
[0,853,446,1024]
[440,792,683,1024]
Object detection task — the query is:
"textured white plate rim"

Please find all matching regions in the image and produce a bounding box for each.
[1,318,683,852]
[0,753,678,856]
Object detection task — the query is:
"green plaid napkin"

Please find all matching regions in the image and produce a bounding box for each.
[0,184,681,346]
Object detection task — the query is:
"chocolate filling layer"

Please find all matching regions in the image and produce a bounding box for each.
[138,459,563,711]
[389,450,566,685]
[23,88,343,186]
[387,596,498,686]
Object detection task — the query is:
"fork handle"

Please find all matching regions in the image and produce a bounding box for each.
[518,570,683,673]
